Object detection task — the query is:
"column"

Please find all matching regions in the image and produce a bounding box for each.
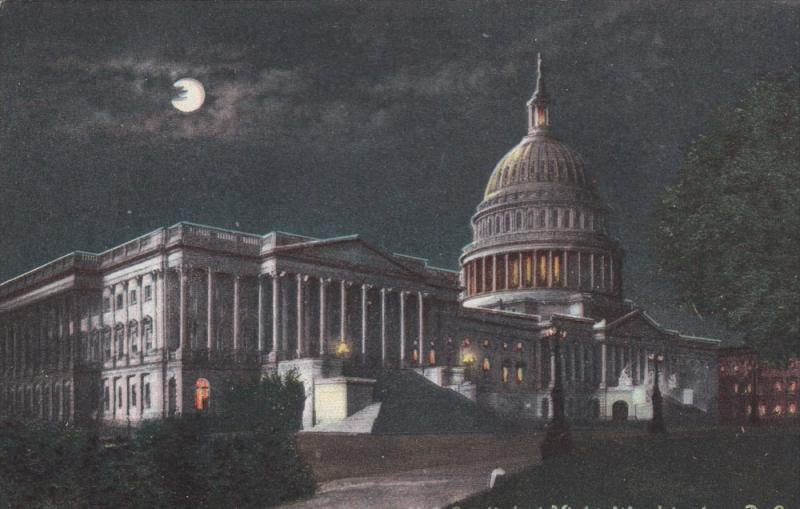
[577,252,582,289]
[123,281,129,356]
[339,281,348,344]
[504,254,510,289]
[380,288,387,367]
[207,269,215,352]
[590,253,595,289]
[492,255,498,291]
[570,343,576,382]
[609,256,615,293]
[518,253,524,287]
[152,270,160,351]
[547,251,553,288]
[110,285,118,359]
[417,292,425,367]
[233,276,241,351]
[361,284,368,364]
[271,274,281,360]
[563,249,568,288]
[296,274,305,358]
[399,291,406,367]
[179,268,189,352]
[257,275,265,353]
[319,278,328,356]
[600,342,607,388]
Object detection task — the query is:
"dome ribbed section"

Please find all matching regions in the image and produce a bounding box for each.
[484,133,588,199]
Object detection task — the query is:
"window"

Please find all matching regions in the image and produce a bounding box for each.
[129,290,137,305]
[103,297,111,312]
[130,383,137,407]
[117,386,123,408]
[116,294,123,309]
[144,285,152,301]
[129,322,138,354]
[143,377,151,409]
[502,365,510,384]
[789,403,797,415]
[515,362,525,384]
[482,357,491,373]
[143,318,153,351]
[195,378,210,411]
[103,329,112,360]
[789,381,797,393]
[115,326,125,359]
[774,381,783,392]
[103,384,110,411]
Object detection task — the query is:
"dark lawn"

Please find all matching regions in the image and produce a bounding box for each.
[448,426,800,509]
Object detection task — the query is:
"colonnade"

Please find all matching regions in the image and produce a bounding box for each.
[463,249,617,296]
[172,266,435,367]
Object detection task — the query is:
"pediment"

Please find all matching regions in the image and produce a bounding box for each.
[605,310,674,341]
[276,238,422,276]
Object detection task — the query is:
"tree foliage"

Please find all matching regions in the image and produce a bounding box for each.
[652,76,800,363]
[0,372,314,508]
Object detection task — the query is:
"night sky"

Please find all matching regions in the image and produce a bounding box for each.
[1,1,798,340]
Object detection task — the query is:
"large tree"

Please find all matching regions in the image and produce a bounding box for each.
[652,77,800,363]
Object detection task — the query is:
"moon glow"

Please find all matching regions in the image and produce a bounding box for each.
[171,78,205,113]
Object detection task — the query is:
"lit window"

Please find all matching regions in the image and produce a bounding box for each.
[144,285,152,301]
[482,339,491,349]
[516,342,524,353]
[733,383,739,394]
[759,405,766,416]
[774,381,783,392]
[789,381,797,393]
[516,362,525,384]
[502,366,510,384]
[538,254,547,284]
[428,348,436,366]
[195,378,210,411]
[789,403,797,415]
[553,254,561,284]
[502,342,508,351]
[482,358,491,373]
[773,405,783,415]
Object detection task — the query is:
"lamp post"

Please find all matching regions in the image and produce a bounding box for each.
[540,326,572,459]
[648,353,666,434]
[747,356,761,426]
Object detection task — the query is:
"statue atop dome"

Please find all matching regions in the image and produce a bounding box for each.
[527,52,550,134]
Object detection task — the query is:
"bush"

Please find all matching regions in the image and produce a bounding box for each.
[0,372,314,509]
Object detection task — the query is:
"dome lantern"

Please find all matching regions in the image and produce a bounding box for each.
[527,53,550,133]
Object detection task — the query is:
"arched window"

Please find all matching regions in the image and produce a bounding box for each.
[526,210,534,229]
[538,209,545,228]
[102,327,112,360]
[515,211,522,231]
[495,216,501,234]
[504,213,511,232]
[128,320,139,354]
[114,324,125,359]
[428,342,436,366]
[482,357,491,374]
[789,403,797,415]
[195,378,210,411]
[501,362,510,384]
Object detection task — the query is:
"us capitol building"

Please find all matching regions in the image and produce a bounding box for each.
[0,56,720,429]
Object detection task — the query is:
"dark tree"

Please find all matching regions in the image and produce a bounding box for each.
[652,76,800,363]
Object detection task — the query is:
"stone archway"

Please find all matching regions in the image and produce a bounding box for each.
[612,400,628,421]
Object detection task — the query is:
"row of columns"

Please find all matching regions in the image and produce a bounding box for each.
[464,249,616,296]
[0,293,79,379]
[173,267,432,367]
[0,379,73,421]
[101,271,162,363]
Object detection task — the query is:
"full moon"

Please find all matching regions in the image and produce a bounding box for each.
[171,78,205,113]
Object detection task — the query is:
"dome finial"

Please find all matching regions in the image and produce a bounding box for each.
[534,52,547,101]
[527,52,550,133]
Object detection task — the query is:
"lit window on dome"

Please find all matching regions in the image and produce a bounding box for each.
[553,254,561,285]
[538,254,547,285]
[509,253,520,288]
[485,257,494,290]
[523,252,534,287]
[789,403,797,414]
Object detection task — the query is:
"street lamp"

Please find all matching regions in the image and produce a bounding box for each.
[540,326,573,459]
[747,356,761,426]
[648,353,666,434]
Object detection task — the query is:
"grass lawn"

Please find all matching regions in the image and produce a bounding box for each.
[448,426,800,509]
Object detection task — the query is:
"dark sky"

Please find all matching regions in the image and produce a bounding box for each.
[1,1,798,340]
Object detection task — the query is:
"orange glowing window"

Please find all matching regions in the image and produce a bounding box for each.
[523,253,533,287]
[774,404,783,415]
[789,382,797,393]
[509,254,520,288]
[502,366,510,384]
[538,254,547,284]
[482,358,491,372]
[537,108,547,127]
[428,349,436,366]
[412,349,419,364]
[789,403,797,415]
[553,255,561,284]
[195,378,210,411]
[516,365,524,384]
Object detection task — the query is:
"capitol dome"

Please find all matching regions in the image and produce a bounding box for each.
[461,54,624,319]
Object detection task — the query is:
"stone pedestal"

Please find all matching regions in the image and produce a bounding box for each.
[277,358,344,429]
